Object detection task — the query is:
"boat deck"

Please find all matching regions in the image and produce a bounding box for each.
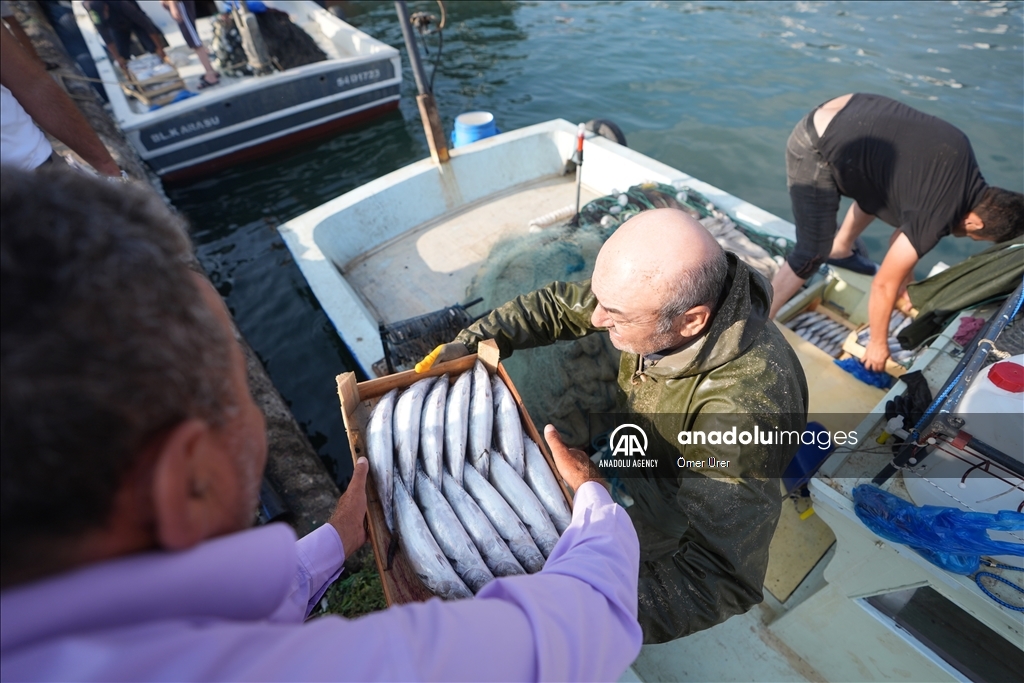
[345,175,600,324]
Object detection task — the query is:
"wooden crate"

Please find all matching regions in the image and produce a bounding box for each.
[336,339,572,606]
[841,327,909,378]
[120,67,186,108]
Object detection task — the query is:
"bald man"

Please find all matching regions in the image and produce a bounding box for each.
[426,208,808,643]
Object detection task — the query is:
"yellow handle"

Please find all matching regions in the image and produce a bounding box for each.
[415,344,445,373]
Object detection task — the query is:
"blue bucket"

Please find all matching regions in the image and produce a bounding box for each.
[451,111,498,148]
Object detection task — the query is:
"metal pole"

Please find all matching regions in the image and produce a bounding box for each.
[395,0,429,96]
[395,1,449,164]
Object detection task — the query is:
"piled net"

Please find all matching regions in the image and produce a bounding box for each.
[467,182,793,446]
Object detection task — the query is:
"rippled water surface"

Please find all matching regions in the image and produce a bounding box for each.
[166,1,1023,487]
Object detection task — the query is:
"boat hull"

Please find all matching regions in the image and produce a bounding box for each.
[158,92,399,183]
[71,0,401,180]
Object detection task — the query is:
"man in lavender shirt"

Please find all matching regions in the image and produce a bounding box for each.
[0,167,642,682]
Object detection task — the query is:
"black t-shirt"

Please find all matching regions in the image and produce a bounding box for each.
[817,94,988,257]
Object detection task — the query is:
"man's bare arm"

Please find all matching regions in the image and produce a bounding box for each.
[0,25,120,176]
[864,232,918,371]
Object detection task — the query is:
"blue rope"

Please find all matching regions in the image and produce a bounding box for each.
[974,563,1024,613]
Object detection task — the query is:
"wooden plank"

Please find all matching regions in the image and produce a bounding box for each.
[338,343,573,605]
[337,373,434,606]
[495,362,574,508]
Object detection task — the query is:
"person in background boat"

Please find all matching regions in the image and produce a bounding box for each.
[0,23,120,176]
[420,208,809,644]
[83,0,169,72]
[161,0,219,89]
[0,167,641,681]
[769,93,1024,371]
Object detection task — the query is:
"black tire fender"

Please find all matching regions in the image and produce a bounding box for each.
[584,119,627,147]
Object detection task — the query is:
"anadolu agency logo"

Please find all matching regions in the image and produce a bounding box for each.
[597,424,659,468]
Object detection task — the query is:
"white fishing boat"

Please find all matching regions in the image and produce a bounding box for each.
[72,0,400,182]
[280,114,1023,680]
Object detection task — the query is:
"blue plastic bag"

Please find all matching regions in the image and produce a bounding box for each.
[852,484,1024,574]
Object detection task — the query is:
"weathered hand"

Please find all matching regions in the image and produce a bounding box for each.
[544,424,606,493]
[414,341,469,373]
[863,339,890,373]
[329,457,369,557]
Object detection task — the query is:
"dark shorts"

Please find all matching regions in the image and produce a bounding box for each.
[785,110,842,279]
[173,1,203,50]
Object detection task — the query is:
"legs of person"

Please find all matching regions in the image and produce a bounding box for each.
[769,262,808,319]
[194,46,218,84]
[828,201,875,259]
[769,116,840,318]
[122,2,167,62]
[175,1,218,84]
[110,28,131,70]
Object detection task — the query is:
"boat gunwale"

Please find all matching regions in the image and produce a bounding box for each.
[279,119,800,375]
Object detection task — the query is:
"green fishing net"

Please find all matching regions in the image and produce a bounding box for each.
[467,182,792,446]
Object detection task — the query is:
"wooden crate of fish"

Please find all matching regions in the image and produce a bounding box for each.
[336,339,573,606]
[782,302,859,359]
[841,311,917,378]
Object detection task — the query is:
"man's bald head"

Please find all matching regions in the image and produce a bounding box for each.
[591,209,728,355]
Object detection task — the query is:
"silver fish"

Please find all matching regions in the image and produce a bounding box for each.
[445,371,472,485]
[489,451,560,558]
[892,316,913,337]
[419,374,448,489]
[805,318,834,335]
[808,332,823,347]
[786,311,815,329]
[442,472,525,577]
[794,312,826,331]
[468,360,493,478]
[827,326,852,343]
[463,461,545,573]
[393,478,472,600]
[394,376,435,495]
[893,350,916,363]
[366,389,397,533]
[414,469,494,593]
[491,375,525,476]
[522,436,572,534]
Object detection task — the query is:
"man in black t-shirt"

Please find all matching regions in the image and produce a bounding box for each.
[770,93,1023,371]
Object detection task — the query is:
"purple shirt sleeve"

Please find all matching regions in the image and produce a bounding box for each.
[249,481,642,682]
[268,523,346,623]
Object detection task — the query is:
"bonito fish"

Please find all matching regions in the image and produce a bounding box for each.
[467,361,493,478]
[366,389,397,533]
[419,374,448,489]
[463,461,545,573]
[393,477,472,600]
[442,471,524,578]
[491,375,525,476]
[522,436,572,534]
[489,451,560,558]
[414,469,494,593]
[445,371,472,484]
[394,376,435,494]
